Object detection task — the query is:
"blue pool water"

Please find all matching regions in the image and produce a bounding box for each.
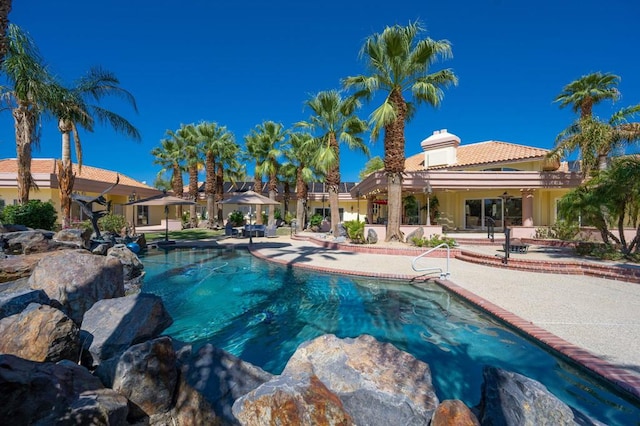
[140,247,640,425]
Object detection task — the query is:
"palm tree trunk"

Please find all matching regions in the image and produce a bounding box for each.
[189,165,198,228]
[296,168,307,232]
[205,152,215,227]
[58,120,74,228]
[268,174,277,226]
[384,90,408,242]
[172,164,184,220]
[326,133,341,236]
[254,172,263,225]
[13,105,35,204]
[215,163,224,222]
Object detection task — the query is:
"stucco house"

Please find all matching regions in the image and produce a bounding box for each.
[351,129,583,239]
[0,158,163,228]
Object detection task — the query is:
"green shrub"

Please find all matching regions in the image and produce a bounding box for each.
[1,200,57,230]
[98,213,127,234]
[534,220,579,241]
[344,220,365,243]
[228,210,245,226]
[284,211,295,225]
[411,234,456,248]
[309,214,323,228]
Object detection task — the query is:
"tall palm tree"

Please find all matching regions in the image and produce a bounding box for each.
[172,123,201,228]
[554,72,620,119]
[215,140,241,222]
[297,90,368,236]
[49,67,140,228]
[197,121,236,226]
[1,24,57,203]
[254,121,286,227]
[343,21,457,241]
[287,131,319,232]
[0,0,12,68]
[151,133,186,218]
[549,104,640,176]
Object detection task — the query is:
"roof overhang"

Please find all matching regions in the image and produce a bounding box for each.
[351,170,582,197]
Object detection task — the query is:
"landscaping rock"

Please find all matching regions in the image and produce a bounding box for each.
[477,366,577,425]
[0,287,50,319]
[107,243,144,281]
[235,334,439,426]
[0,355,128,425]
[0,230,57,254]
[233,370,355,426]
[148,376,221,425]
[80,293,173,366]
[366,228,378,244]
[181,342,274,424]
[431,399,479,426]
[28,250,124,324]
[0,303,79,362]
[53,227,92,250]
[336,222,348,237]
[406,226,424,244]
[112,336,178,416]
[0,251,50,283]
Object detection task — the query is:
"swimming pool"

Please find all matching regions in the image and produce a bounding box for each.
[140,247,639,425]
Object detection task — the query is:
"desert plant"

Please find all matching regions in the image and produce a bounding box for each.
[0,200,57,230]
[344,220,365,243]
[309,213,323,228]
[98,213,127,234]
[411,234,456,248]
[284,211,295,225]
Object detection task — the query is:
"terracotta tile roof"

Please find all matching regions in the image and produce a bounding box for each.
[405,141,550,171]
[0,158,155,190]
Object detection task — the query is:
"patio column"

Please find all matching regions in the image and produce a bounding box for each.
[521,189,534,226]
[366,197,373,224]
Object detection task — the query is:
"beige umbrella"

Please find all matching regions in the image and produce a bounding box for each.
[221,190,280,243]
[126,192,196,243]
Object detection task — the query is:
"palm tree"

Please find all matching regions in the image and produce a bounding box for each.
[1,24,57,203]
[287,131,319,232]
[549,104,640,176]
[172,123,201,228]
[215,141,241,222]
[49,67,140,228]
[297,90,368,236]
[343,21,457,241]
[245,130,267,224]
[254,121,286,227]
[197,121,236,227]
[0,0,12,68]
[151,133,186,218]
[554,72,620,119]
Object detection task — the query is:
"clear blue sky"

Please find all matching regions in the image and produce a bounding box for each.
[2,0,639,186]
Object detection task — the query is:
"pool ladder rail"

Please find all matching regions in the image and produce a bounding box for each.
[411,243,451,280]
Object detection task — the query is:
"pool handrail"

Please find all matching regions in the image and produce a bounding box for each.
[411,243,451,279]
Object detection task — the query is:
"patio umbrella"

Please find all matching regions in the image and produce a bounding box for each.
[126,192,196,243]
[221,190,280,243]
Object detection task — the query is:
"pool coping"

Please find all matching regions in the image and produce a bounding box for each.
[247,243,640,403]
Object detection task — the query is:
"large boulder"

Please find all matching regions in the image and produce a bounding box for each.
[477,366,577,425]
[366,228,378,244]
[0,251,50,283]
[0,303,80,362]
[181,343,274,424]
[53,227,92,250]
[405,226,424,244]
[107,243,144,281]
[0,287,50,319]
[0,355,128,425]
[80,293,173,366]
[0,230,57,254]
[234,334,438,426]
[28,250,124,324]
[431,399,479,426]
[112,336,178,416]
[233,369,355,426]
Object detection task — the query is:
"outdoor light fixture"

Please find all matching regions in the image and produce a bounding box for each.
[425,182,433,226]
